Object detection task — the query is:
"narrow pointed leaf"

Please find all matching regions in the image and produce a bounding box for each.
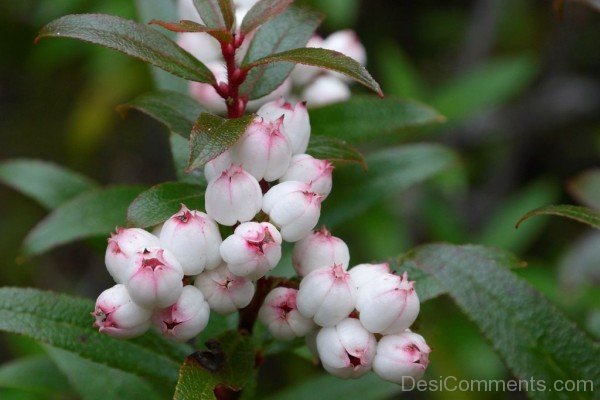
[240,0,294,35]
[516,204,600,230]
[127,182,205,228]
[149,19,233,43]
[245,47,383,97]
[187,113,255,172]
[306,136,366,168]
[193,0,235,30]
[37,14,215,83]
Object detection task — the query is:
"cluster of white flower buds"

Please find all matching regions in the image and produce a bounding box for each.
[176,0,367,111]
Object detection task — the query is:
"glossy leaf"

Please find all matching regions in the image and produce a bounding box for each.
[306,136,366,168]
[118,90,203,138]
[404,244,600,395]
[0,159,97,210]
[568,168,600,210]
[309,96,444,143]
[193,0,235,30]
[240,6,322,99]
[171,134,203,184]
[37,14,215,83]
[174,331,255,400]
[245,47,383,97]
[516,204,600,230]
[187,113,255,172]
[321,144,459,227]
[149,19,233,43]
[23,185,146,256]
[0,355,72,396]
[127,182,205,228]
[240,0,294,35]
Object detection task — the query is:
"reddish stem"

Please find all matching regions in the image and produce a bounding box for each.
[215,33,248,119]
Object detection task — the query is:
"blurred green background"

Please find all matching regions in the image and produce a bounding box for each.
[0,0,599,399]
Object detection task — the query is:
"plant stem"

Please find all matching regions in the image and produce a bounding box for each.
[216,33,248,119]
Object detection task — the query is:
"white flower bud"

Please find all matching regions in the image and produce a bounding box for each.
[356,272,420,334]
[316,318,376,379]
[124,247,184,309]
[257,99,311,155]
[93,284,152,339]
[189,62,227,113]
[258,287,315,341]
[262,181,323,242]
[302,75,351,107]
[194,263,255,314]
[280,154,333,197]
[290,35,324,86]
[373,331,431,384]
[348,263,391,290]
[105,228,160,284]
[204,150,232,182]
[205,164,262,226]
[153,285,210,342]
[159,205,222,275]
[323,30,367,66]
[230,117,292,182]
[177,33,222,65]
[220,222,282,280]
[292,227,350,277]
[296,264,357,327]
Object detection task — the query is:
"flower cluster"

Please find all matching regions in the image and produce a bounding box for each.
[176,0,367,111]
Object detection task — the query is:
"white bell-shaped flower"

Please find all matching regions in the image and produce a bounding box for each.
[373,330,431,384]
[258,287,315,341]
[292,227,350,277]
[257,99,311,154]
[105,227,160,284]
[194,263,255,314]
[93,284,152,339]
[153,285,210,342]
[280,154,333,197]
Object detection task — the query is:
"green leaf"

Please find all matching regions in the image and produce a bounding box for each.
[516,204,600,230]
[568,168,600,210]
[187,113,255,172]
[127,182,205,228]
[246,47,382,97]
[0,159,97,210]
[240,6,322,99]
[193,0,235,30]
[309,96,444,143]
[117,90,204,138]
[321,144,459,228]
[23,185,146,256]
[0,288,187,385]
[375,41,427,100]
[45,346,164,400]
[171,134,202,184]
[404,244,600,395]
[0,355,71,396]
[240,0,294,35]
[149,19,233,43]
[306,136,365,168]
[174,331,255,400]
[37,14,215,83]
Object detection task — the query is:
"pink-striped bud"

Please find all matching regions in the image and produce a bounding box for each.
[348,263,391,290]
[153,285,210,342]
[230,117,292,181]
[258,287,315,341]
[93,284,152,339]
[204,150,232,182]
[302,76,351,107]
[316,318,376,379]
[356,272,420,334]
[257,99,311,154]
[292,227,350,277]
[323,30,367,66]
[159,205,222,275]
[205,164,262,226]
[262,181,323,242]
[296,264,357,327]
[220,222,282,280]
[373,331,431,383]
[105,228,160,284]
[123,247,184,309]
[281,154,333,197]
[194,263,255,314]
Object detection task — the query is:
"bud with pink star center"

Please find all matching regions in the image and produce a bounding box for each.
[258,287,315,341]
[153,285,210,342]
[93,284,152,339]
[194,263,255,314]
[105,228,160,284]
[373,330,431,383]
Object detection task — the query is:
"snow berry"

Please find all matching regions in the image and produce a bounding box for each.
[258,287,315,341]
[296,264,357,327]
[194,263,255,314]
[280,154,333,197]
[105,228,160,284]
[292,227,350,277]
[204,150,232,182]
[93,284,152,339]
[159,205,222,275]
[123,247,184,309]
[373,330,431,384]
[257,99,311,155]
[356,272,420,334]
[302,75,351,107]
[153,285,210,342]
[348,263,391,290]
[316,318,376,379]
[220,222,282,280]
[205,164,262,226]
[262,181,323,242]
